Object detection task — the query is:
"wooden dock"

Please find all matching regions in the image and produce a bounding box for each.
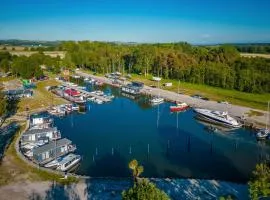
[61,82,111,102]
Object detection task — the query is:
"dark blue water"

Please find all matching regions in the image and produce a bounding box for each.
[54,86,270,183]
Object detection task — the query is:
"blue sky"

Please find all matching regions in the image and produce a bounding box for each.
[0,0,270,43]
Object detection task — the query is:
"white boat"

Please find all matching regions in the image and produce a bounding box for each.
[150,97,164,105]
[256,129,269,140]
[256,101,270,140]
[194,108,241,128]
[56,154,81,172]
[87,97,95,101]
[72,104,79,111]
[95,99,103,104]
[84,78,89,82]
[44,157,63,168]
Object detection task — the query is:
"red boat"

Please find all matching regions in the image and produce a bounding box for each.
[170,102,189,112]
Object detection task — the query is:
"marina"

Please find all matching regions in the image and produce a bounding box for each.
[50,85,270,183]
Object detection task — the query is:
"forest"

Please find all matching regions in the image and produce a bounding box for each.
[60,41,270,93]
[0,41,270,93]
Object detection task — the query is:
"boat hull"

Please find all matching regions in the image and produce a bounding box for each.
[170,106,188,112]
[195,112,241,128]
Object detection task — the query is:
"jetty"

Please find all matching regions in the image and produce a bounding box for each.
[61,82,111,102]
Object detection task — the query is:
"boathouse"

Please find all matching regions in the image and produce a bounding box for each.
[32,138,75,164]
[30,115,52,127]
[22,127,60,142]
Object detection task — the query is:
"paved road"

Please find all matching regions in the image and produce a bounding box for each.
[76,71,269,128]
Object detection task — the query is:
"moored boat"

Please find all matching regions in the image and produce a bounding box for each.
[194,108,241,128]
[150,97,164,105]
[170,102,188,112]
[56,154,81,171]
[256,128,269,140]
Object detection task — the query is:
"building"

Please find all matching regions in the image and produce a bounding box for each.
[30,115,52,127]
[22,127,61,142]
[4,89,33,98]
[121,84,141,95]
[32,138,76,165]
[131,81,144,89]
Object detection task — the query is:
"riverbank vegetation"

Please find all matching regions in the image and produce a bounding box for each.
[249,163,270,199]
[122,159,170,200]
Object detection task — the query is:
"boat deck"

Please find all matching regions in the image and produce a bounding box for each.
[61,82,111,102]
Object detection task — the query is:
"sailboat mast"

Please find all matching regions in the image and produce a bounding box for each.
[266,101,269,130]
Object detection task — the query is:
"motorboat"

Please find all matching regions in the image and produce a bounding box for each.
[95,99,103,104]
[56,154,81,172]
[256,128,269,140]
[44,157,63,169]
[87,97,95,101]
[194,108,241,128]
[72,103,79,111]
[150,97,164,105]
[170,102,188,112]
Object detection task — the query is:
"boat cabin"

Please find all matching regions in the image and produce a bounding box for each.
[22,127,61,142]
[32,138,76,165]
[30,115,52,127]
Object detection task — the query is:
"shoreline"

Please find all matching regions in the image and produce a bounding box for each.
[76,71,269,129]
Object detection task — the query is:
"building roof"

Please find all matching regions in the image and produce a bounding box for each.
[33,138,71,155]
[24,127,57,135]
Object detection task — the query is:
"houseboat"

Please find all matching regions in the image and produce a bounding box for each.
[121,84,141,95]
[22,127,61,143]
[56,154,81,171]
[32,138,76,165]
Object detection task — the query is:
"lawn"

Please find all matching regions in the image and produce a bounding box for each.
[17,79,67,112]
[131,74,270,111]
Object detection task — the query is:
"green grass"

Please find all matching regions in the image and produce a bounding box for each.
[18,79,66,112]
[131,74,270,111]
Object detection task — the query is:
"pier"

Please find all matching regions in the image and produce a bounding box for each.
[61,82,111,102]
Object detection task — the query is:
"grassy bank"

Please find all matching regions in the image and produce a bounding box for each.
[0,122,78,186]
[17,79,67,112]
[131,74,270,111]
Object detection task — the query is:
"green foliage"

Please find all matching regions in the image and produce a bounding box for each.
[128,159,144,181]
[236,44,270,54]
[0,88,7,118]
[60,41,270,93]
[122,178,170,200]
[0,59,10,72]
[248,163,270,199]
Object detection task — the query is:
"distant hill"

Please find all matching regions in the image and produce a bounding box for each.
[0,39,62,47]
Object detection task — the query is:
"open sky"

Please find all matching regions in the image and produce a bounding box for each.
[0,0,270,43]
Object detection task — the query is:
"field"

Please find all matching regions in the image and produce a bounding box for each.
[131,74,270,111]
[240,53,270,59]
[9,51,66,59]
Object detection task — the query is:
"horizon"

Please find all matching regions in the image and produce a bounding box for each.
[0,0,270,43]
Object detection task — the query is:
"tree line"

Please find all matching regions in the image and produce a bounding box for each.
[60,41,270,93]
[0,51,61,79]
[235,44,270,54]
[1,41,270,93]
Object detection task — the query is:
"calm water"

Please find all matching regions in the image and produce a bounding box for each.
[54,85,270,183]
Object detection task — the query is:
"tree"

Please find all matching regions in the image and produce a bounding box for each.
[122,159,170,200]
[128,159,144,183]
[0,59,10,72]
[249,163,270,199]
[0,87,7,124]
[122,178,170,200]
